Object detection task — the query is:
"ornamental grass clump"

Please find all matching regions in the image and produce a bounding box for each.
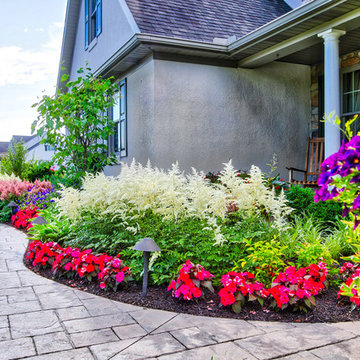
[56,160,292,245]
[167,259,214,300]
[26,240,131,291]
[269,262,328,312]
[218,271,268,313]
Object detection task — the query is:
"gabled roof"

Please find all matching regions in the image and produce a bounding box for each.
[10,135,36,144]
[125,0,292,42]
[58,0,360,89]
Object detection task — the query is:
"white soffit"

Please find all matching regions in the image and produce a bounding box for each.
[237,7,360,68]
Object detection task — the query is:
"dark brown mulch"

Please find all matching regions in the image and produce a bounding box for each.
[24,258,360,323]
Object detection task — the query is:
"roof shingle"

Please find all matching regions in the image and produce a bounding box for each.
[125,0,292,42]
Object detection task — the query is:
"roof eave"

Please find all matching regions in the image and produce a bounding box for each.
[57,0,81,92]
[228,0,346,54]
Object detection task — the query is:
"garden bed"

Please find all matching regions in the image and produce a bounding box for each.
[24,256,360,323]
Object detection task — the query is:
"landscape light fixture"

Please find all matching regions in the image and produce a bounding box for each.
[31,216,48,226]
[133,237,161,298]
[7,201,17,212]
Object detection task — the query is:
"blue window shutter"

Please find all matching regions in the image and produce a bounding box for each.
[96,0,102,36]
[119,79,127,157]
[85,0,89,49]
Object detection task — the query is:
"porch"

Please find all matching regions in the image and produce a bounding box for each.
[229,0,360,159]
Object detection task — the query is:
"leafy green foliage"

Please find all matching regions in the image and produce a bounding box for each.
[26,160,54,182]
[32,66,119,179]
[0,142,28,179]
[27,208,72,245]
[58,209,345,287]
[286,185,343,227]
[0,201,12,222]
[237,236,287,284]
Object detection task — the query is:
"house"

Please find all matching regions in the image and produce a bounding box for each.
[9,135,55,162]
[24,135,55,162]
[0,142,9,158]
[57,0,360,177]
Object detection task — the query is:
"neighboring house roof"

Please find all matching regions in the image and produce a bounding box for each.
[124,0,291,43]
[0,142,9,153]
[10,135,37,145]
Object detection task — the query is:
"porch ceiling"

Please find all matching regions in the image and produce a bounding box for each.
[280,26,360,65]
[233,0,360,68]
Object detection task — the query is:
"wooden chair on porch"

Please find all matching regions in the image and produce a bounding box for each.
[287,137,324,188]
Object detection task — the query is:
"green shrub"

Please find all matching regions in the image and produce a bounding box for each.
[26,160,54,182]
[286,185,343,227]
[65,211,245,286]
[0,201,12,223]
[0,142,28,179]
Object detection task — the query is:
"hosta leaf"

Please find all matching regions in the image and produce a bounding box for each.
[308,296,316,307]
[235,293,245,303]
[304,298,311,308]
[231,301,242,314]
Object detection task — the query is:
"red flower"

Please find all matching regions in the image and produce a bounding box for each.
[168,260,214,301]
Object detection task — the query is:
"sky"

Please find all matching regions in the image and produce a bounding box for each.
[0,0,67,142]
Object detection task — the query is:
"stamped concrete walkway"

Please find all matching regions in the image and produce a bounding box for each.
[0,224,360,360]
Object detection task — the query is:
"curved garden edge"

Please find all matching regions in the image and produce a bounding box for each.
[22,238,360,324]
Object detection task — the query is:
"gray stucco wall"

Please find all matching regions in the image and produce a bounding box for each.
[105,58,311,177]
[70,0,136,79]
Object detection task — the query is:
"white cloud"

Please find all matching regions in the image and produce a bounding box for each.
[0,22,63,87]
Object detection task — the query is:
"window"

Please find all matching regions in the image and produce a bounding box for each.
[342,68,360,133]
[85,0,102,50]
[44,144,55,152]
[111,79,127,157]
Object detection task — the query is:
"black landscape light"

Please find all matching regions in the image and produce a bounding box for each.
[7,201,17,212]
[133,237,161,298]
[31,216,48,225]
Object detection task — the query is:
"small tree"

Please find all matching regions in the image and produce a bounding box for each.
[0,141,28,179]
[32,67,118,180]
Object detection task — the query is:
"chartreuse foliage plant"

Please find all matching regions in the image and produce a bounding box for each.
[32,66,118,180]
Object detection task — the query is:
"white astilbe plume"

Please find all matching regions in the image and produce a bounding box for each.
[186,168,227,219]
[0,173,21,181]
[56,159,292,244]
[56,185,82,220]
[218,162,292,231]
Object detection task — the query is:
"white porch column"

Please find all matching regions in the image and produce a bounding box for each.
[318,29,345,158]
